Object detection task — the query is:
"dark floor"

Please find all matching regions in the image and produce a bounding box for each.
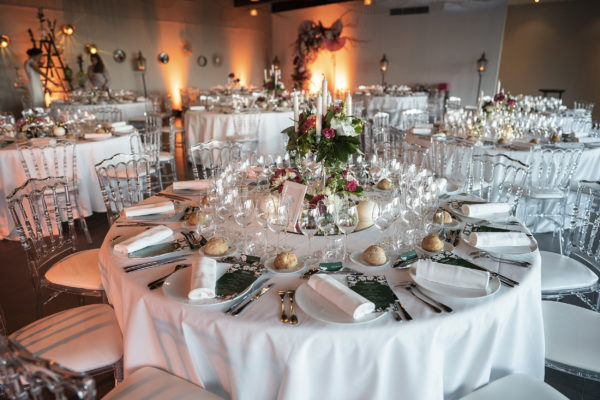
[1,220,598,399]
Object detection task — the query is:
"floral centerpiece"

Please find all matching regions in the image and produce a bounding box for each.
[482,91,518,115]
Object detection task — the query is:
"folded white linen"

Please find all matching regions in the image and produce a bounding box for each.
[188,257,217,300]
[113,125,134,133]
[307,274,375,320]
[511,141,537,150]
[110,121,126,127]
[83,133,112,139]
[415,259,489,290]
[114,225,173,255]
[189,106,206,111]
[172,180,211,192]
[412,127,432,135]
[30,137,56,146]
[468,232,531,248]
[461,202,511,218]
[123,201,175,217]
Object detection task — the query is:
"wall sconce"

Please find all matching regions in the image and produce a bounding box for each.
[272,56,280,70]
[250,8,258,16]
[134,51,147,97]
[85,43,98,55]
[158,52,169,64]
[62,24,75,36]
[0,34,9,48]
[476,52,488,103]
[379,54,389,86]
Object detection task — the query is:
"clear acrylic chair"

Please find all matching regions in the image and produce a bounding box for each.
[540,180,600,309]
[0,336,97,399]
[7,177,105,317]
[427,140,475,192]
[95,107,123,123]
[158,116,178,186]
[232,112,260,156]
[130,127,164,191]
[95,153,153,225]
[521,146,583,252]
[467,153,530,214]
[401,142,430,170]
[17,138,92,243]
[189,140,242,179]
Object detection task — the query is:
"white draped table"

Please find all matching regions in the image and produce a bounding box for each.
[0,135,131,239]
[184,110,293,155]
[356,93,429,128]
[99,196,544,400]
[49,100,152,122]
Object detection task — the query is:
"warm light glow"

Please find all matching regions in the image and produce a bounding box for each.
[62,24,75,36]
[250,8,258,16]
[534,0,540,2]
[86,43,98,54]
[0,35,9,48]
[364,0,372,5]
[156,23,188,110]
[225,29,254,88]
[308,48,353,96]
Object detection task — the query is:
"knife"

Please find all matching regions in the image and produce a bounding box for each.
[230,283,274,316]
[386,278,412,321]
[223,278,269,314]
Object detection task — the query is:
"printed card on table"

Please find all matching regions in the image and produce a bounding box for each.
[282,181,307,231]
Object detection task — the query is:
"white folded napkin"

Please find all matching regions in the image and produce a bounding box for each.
[307,274,375,320]
[415,259,489,290]
[468,232,531,248]
[110,121,126,127]
[461,202,511,218]
[123,201,175,217]
[189,106,206,111]
[172,180,211,192]
[188,257,217,300]
[113,125,134,133]
[114,225,173,255]
[84,133,112,139]
[412,127,432,135]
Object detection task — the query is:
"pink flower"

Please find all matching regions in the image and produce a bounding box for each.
[322,128,335,139]
[309,194,325,209]
[494,93,506,102]
[346,180,358,192]
[507,98,516,107]
[301,115,316,134]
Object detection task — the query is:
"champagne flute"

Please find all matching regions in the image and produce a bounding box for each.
[334,201,359,261]
[234,198,255,253]
[268,203,288,254]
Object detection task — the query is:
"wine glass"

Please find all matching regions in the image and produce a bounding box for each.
[334,200,359,261]
[234,198,255,253]
[314,202,335,260]
[255,194,275,257]
[216,192,235,241]
[268,203,289,254]
[298,205,319,265]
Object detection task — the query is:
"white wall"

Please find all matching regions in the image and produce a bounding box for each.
[0,0,272,113]
[270,0,507,104]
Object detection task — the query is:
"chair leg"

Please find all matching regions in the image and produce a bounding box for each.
[170,158,178,181]
[114,358,124,386]
[73,192,93,244]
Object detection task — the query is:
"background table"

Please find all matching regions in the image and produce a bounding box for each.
[99,197,544,400]
[355,93,429,128]
[0,135,131,240]
[49,100,152,122]
[184,110,293,155]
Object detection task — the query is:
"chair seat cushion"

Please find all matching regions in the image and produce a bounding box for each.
[45,249,102,291]
[527,188,565,199]
[103,366,224,400]
[10,304,123,373]
[541,250,598,292]
[459,373,567,400]
[159,151,173,162]
[543,301,600,374]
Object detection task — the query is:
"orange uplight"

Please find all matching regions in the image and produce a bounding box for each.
[364,0,372,5]
[307,45,353,95]
[225,30,252,88]
[156,24,188,110]
[250,8,258,16]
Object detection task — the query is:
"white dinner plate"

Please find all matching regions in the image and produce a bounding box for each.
[294,282,386,325]
[444,181,462,195]
[408,267,501,299]
[264,255,306,274]
[459,230,538,256]
[163,263,252,306]
[349,250,392,270]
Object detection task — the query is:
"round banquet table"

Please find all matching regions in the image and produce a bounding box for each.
[355,93,429,128]
[98,195,544,400]
[49,100,152,122]
[0,135,131,240]
[184,110,293,155]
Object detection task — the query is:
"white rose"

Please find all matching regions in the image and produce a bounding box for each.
[53,126,66,137]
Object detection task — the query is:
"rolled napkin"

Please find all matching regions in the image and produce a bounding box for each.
[110,121,126,127]
[189,105,206,111]
[412,127,432,135]
[84,133,112,140]
[123,201,175,218]
[172,180,211,192]
[307,274,375,320]
[113,125,134,134]
[461,202,511,218]
[114,225,173,255]
[188,257,217,300]
[510,141,536,150]
[468,232,531,248]
[415,259,489,290]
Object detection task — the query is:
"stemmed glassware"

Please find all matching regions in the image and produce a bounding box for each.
[334,199,359,261]
[255,194,275,257]
[314,202,335,260]
[298,205,319,265]
[268,203,289,254]
[234,197,255,253]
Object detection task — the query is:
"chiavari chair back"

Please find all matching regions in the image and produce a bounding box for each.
[189,140,242,179]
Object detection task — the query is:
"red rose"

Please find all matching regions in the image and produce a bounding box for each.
[322,128,335,138]
[309,194,325,210]
[301,115,316,134]
[507,98,516,107]
[346,180,358,192]
[494,93,506,102]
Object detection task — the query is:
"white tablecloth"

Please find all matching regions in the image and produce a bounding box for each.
[0,135,131,239]
[50,100,152,122]
[356,93,429,128]
[99,197,544,400]
[184,110,293,155]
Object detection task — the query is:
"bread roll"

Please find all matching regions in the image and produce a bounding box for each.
[203,237,229,256]
[421,234,444,252]
[273,252,298,270]
[362,245,387,266]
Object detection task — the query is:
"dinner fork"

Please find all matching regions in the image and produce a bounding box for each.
[287,289,298,325]
[147,264,191,290]
[278,291,288,323]
[395,282,453,313]
[469,250,531,268]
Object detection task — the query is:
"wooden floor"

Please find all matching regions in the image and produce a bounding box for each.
[0,124,598,398]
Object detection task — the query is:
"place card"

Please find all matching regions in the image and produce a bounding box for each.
[282,181,307,231]
[346,275,396,312]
